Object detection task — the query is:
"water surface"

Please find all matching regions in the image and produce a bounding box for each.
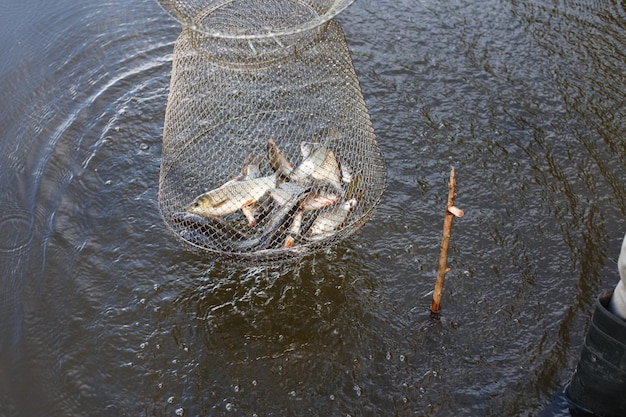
[1,0,625,416]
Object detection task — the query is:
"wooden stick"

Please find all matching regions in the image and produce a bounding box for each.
[431,167,464,314]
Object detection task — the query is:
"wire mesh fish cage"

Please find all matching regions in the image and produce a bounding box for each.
[157,0,385,262]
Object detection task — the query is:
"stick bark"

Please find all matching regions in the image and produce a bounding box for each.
[431,167,463,314]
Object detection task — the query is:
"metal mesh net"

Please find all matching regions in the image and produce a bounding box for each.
[157,0,385,262]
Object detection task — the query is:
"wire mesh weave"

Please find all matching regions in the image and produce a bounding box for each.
[157,0,385,262]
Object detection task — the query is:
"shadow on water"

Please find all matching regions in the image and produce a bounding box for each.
[1,0,626,416]
[149,256,389,416]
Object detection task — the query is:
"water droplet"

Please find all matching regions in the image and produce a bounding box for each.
[175,407,184,416]
[400,354,406,362]
[329,394,335,400]
[225,403,233,411]
[140,342,147,349]
[386,352,392,360]
[167,396,174,404]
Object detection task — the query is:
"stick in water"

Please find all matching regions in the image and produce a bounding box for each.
[431,167,464,314]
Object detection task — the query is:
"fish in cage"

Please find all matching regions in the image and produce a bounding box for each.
[156,0,386,262]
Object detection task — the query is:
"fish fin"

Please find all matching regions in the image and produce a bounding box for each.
[241,205,257,228]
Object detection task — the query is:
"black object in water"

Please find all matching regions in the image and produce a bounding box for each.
[566,290,626,417]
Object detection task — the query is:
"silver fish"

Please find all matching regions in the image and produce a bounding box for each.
[269,182,307,206]
[305,198,357,240]
[239,154,263,181]
[299,141,318,159]
[343,170,364,201]
[289,138,329,182]
[291,139,342,190]
[241,195,267,228]
[244,186,311,251]
[301,189,340,211]
[300,141,345,187]
[267,138,294,178]
[310,147,342,190]
[270,181,339,211]
[187,174,277,218]
[236,154,265,227]
[284,208,304,248]
[337,154,353,185]
[219,154,265,227]
[223,154,263,185]
[174,187,310,253]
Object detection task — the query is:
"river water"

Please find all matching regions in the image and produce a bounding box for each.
[1,0,625,416]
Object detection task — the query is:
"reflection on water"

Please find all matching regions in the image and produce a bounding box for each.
[1,0,625,415]
[158,259,387,416]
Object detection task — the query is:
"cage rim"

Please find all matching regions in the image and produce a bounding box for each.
[156,0,356,40]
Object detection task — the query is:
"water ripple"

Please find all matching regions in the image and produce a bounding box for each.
[0,1,176,414]
[2,0,626,415]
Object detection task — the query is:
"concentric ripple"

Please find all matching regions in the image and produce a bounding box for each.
[0,1,178,415]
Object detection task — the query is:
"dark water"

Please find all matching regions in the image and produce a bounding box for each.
[1,0,625,416]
